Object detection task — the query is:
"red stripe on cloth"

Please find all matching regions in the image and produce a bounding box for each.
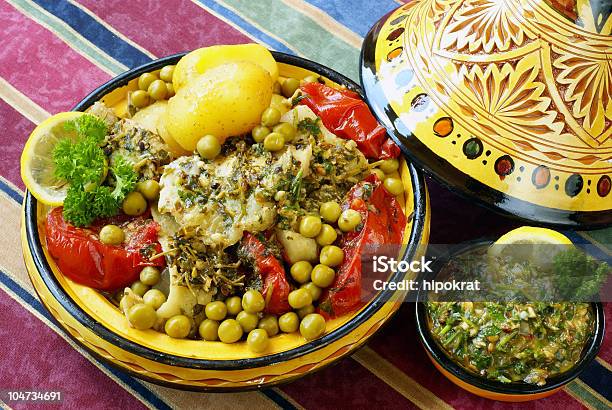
[76,0,252,57]
[0,289,147,410]
[279,356,418,409]
[367,304,587,409]
[0,1,110,114]
[0,100,33,190]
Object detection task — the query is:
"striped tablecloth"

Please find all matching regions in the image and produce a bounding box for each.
[0,1,610,409]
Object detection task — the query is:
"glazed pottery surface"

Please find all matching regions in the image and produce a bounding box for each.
[361,0,612,228]
[22,52,430,390]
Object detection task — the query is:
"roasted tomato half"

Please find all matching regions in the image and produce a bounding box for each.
[46,207,164,291]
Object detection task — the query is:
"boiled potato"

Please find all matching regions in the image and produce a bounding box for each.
[173,43,278,90]
[131,101,189,156]
[164,61,273,151]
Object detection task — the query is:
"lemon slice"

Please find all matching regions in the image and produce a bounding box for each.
[20,111,84,206]
[488,226,573,269]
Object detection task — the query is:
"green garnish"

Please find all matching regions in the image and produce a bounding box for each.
[289,169,303,203]
[297,118,321,136]
[553,248,609,300]
[53,114,137,227]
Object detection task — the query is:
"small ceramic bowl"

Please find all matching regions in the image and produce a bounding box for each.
[22,51,430,391]
[415,241,605,402]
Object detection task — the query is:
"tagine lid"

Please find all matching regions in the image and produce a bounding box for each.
[360,0,612,228]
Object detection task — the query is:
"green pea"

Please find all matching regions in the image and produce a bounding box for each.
[198,319,219,341]
[247,329,269,353]
[319,201,341,223]
[258,314,279,337]
[218,319,243,343]
[273,122,296,142]
[122,192,147,216]
[148,79,167,100]
[300,313,326,340]
[142,289,166,310]
[236,311,259,333]
[300,282,322,301]
[316,224,337,246]
[278,312,299,333]
[131,90,150,108]
[288,288,312,309]
[130,280,149,297]
[138,72,157,91]
[119,294,130,314]
[242,290,265,313]
[99,224,124,245]
[261,107,281,127]
[273,82,282,94]
[383,177,404,196]
[297,304,315,319]
[127,303,156,330]
[299,215,322,238]
[159,65,175,82]
[165,82,175,98]
[197,135,221,160]
[139,266,160,286]
[263,132,285,152]
[165,315,191,339]
[137,180,160,201]
[379,158,400,174]
[319,245,344,267]
[225,296,242,316]
[338,209,362,232]
[311,264,335,288]
[205,301,228,321]
[371,168,386,181]
[252,125,270,143]
[290,261,312,284]
[281,78,300,98]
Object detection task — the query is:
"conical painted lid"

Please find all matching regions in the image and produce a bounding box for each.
[360,0,611,228]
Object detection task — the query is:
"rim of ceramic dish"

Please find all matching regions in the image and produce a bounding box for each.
[359,14,612,230]
[24,51,429,371]
[414,240,605,395]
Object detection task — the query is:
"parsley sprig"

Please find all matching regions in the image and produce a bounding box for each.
[53,114,137,227]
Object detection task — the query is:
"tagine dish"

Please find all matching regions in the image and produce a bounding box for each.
[20,45,429,389]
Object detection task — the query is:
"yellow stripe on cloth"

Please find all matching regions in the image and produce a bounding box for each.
[215,0,302,55]
[0,76,50,124]
[280,0,362,49]
[66,0,158,60]
[187,0,273,48]
[352,347,453,410]
[565,379,612,410]
[596,357,611,372]
[577,232,612,256]
[141,383,283,410]
[0,398,12,410]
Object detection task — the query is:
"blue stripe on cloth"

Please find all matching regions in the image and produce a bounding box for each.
[29,0,152,69]
[0,268,172,410]
[579,360,612,402]
[0,179,23,203]
[563,231,612,264]
[261,389,297,409]
[302,0,399,37]
[195,0,297,54]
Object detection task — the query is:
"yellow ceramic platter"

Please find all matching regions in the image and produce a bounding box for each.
[22,52,430,390]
